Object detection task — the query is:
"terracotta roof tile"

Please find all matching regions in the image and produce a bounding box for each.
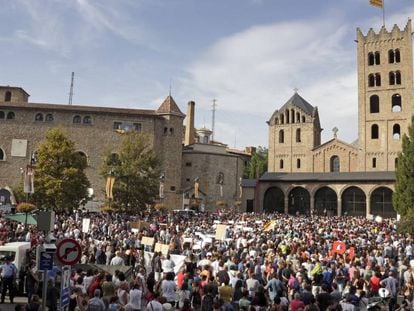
[156,95,185,117]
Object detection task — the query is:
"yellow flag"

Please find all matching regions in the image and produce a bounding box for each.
[369,0,383,8]
[106,176,115,199]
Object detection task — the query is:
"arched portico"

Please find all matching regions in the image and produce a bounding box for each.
[370,187,396,218]
[0,188,12,205]
[341,186,366,217]
[288,187,310,215]
[314,186,337,216]
[263,187,285,213]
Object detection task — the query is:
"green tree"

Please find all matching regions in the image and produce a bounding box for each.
[31,128,90,212]
[393,120,414,232]
[244,146,268,179]
[101,132,160,213]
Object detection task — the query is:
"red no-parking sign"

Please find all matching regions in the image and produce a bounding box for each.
[56,238,82,265]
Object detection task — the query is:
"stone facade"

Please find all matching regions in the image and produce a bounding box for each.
[0,89,184,209]
[244,20,414,218]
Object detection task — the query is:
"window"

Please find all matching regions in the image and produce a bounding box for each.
[279,130,284,143]
[368,52,375,66]
[368,74,375,87]
[302,116,306,123]
[285,111,290,124]
[6,112,14,120]
[169,128,174,135]
[395,71,401,85]
[371,124,379,139]
[164,127,168,135]
[375,73,381,86]
[113,122,122,130]
[393,123,400,140]
[45,113,54,122]
[185,162,192,167]
[291,109,295,123]
[0,111,4,119]
[330,156,340,172]
[186,178,190,182]
[392,94,402,112]
[296,128,301,143]
[275,118,279,125]
[395,158,398,167]
[389,72,395,85]
[35,113,43,121]
[296,112,300,123]
[280,159,284,169]
[133,123,142,132]
[395,49,401,63]
[389,49,400,63]
[280,114,284,124]
[389,50,395,64]
[370,95,379,113]
[372,157,377,168]
[0,148,4,161]
[83,116,92,124]
[297,158,301,169]
[170,186,176,191]
[4,91,11,102]
[375,52,380,65]
[73,115,81,124]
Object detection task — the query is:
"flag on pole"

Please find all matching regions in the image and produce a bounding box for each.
[369,0,383,8]
[23,165,34,194]
[194,177,199,198]
[106,176,115,199]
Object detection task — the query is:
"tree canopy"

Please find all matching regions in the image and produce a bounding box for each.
[101,132,160,213]
[31,128,90,212]
[393,120,414,232]
[244,146,268,179]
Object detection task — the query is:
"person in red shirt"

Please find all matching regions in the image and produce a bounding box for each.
[370,271,382,296]
[290,293,305,311]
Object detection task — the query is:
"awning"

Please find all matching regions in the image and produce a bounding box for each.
[4,213,37,225]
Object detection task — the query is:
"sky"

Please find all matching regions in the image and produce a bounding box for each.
[1,0,414,149]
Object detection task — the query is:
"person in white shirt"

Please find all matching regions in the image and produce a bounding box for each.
[147,294,163,311]
[127,283,142,311]
[110,251,125,266]
[161,254,175,274]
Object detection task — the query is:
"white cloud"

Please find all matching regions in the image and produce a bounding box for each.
[180,17,358,147]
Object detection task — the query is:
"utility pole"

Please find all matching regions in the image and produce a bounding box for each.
[212,99,217,142]
[68,72,74,105]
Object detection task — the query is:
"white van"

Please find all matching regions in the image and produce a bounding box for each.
[0,241,31,273]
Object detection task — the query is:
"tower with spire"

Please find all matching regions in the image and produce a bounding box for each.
[156,94,185,208]
[267,91,321,172]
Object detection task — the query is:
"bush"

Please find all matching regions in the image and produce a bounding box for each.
[16,202,36,213]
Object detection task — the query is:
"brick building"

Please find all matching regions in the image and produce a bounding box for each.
[0,88,250,211]
[242,20,413,218]
[0,88,184,210]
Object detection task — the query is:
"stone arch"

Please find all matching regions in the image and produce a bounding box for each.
[35,113,44,121]
[263,187,284,213]
[288,187,310,216]
[370,186,395,218]
[0,188,12,205]
[341,186,366,217]
[6,111,15,120]
[314,186,338,216]
[330,155,340,172]
[76,150,89,166]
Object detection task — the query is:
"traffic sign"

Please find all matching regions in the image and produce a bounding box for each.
[56,238,82,265]
[38,251,54,271]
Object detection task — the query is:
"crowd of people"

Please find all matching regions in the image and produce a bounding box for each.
[0,209,413,311]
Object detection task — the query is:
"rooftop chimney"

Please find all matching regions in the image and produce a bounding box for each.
[184,101,195,145]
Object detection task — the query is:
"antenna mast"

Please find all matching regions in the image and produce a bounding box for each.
[212,99,217,142]
[68,72,74,105]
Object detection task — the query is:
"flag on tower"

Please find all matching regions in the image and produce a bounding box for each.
[369,0,383,8]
